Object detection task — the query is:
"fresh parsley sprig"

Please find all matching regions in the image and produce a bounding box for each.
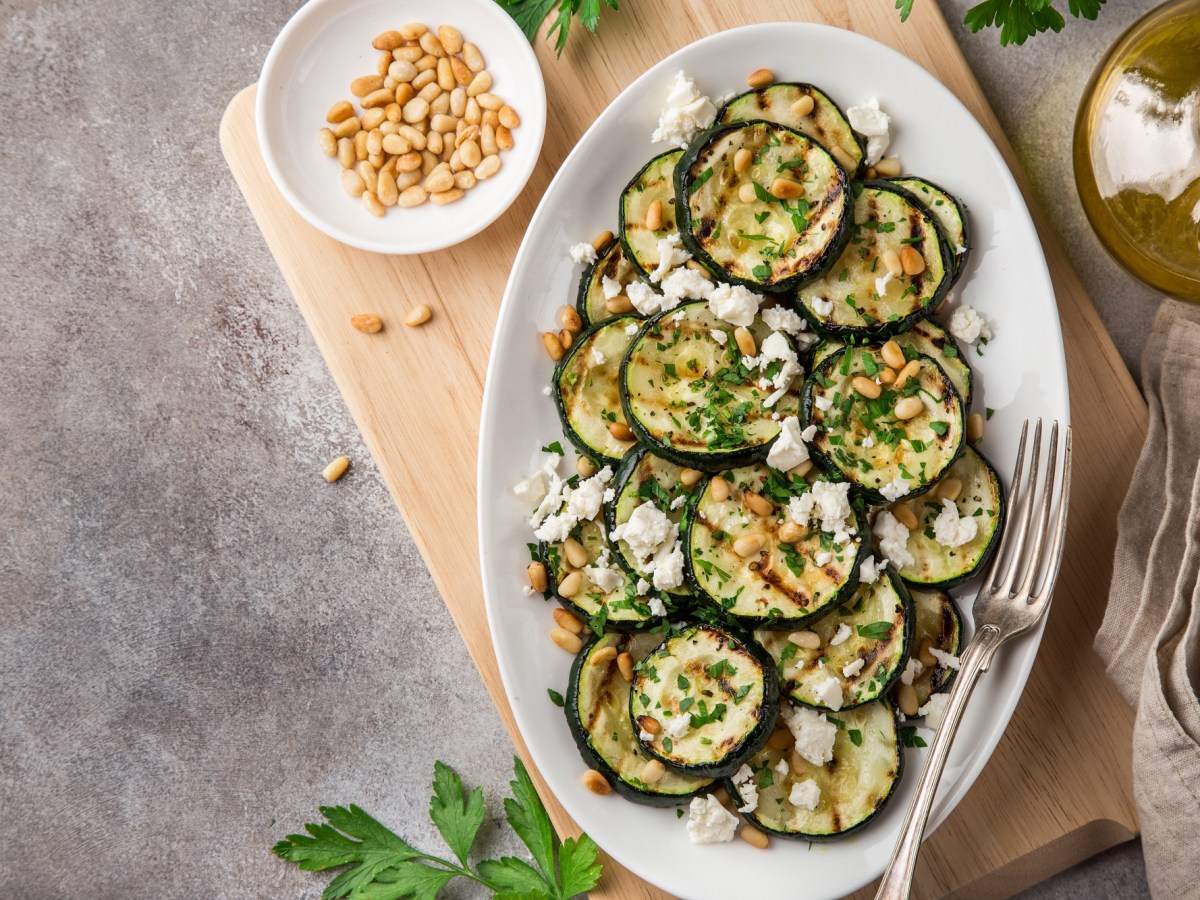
[897,0,1107,46]
[496,0,619,56]
[274,757,602,899]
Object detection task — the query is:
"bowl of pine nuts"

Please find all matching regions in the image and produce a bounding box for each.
[257,0,546,254]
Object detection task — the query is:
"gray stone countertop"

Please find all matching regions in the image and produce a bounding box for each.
[0,0,1164,897]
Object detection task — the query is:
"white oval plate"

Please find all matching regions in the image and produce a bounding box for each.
[479,23,1067,900]
[257,0,546,255]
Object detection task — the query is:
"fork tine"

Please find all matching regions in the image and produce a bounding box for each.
[1017,421,1058,601]
[995,419,1043,597]
[977,420,1029,596]
[1033,426,1073,602]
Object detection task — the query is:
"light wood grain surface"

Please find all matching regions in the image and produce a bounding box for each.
[220,1,1145,896]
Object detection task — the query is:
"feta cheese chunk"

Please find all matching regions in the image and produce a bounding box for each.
[648,595,667,616]
[651,542,685,591]
[789,778,821,812]
[782,704,838,765]
[900,656,924,686]
[731,764,759,813]
[842,657,866,678]
[766,416,810,471]
[664,712,691,738]
[873,509,916,570]
[626,280,667,316]
[652,71,717,148]
[761,304,807,336]
[659,263,713,302]
[948,304,993,346]
[846,97,891,165]
[649,232,691,283]
[602,275,623,299]
[775,757,791,778]
[583,561,624,593]
[880,476,911,502]
[611,502,674,560]
[710,328,728,345]
[568,242,598,265]
[857,554,883,585]
[707,282,762,327]
[788,480,853,543]
[811,675,843,711]
[811,296,833,317]
[919,692,951,729]
[829,623,852,647]
[932,498,978,548]
[686,794,738,844]
[929,647,961,670]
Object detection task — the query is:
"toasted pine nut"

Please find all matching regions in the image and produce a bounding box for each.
[361,87,393,109]
[389,59,418,83]
[738,182,757,204]
[553,608,584,633]
[459,138,482,168]
[609,421,635,442]
[967,412,985,443]
[499,105,520,128]
[467,71,493,97]
[894,396,924,420]
[496,125,514,151]
[394,151,423,173]
[777,520,805,544]
[424,164,454,193]
[790,459,814,478]
[879,367,897,385]
[875,157,902,177]
[733,533,766,557]
[430,92,451,117]
[400,97,428,123]
[645,199,663,231]
[880,339,906,370]
[353,129,369,160]
[894,359,922,390]
[397,185,428,208]
[767,726,794,750]
[333,116,361,139]
[852,376,881,399]
[395,168,422,190]
[396,123,427,150]
[528,562,548,592]
[733,148,753,173]
[462,41,486,72]
[710,475,730,502]
[617,652,635,682]
[318,128,337,156]
[418,31,446,57]
[362,107,386,130]
[377,50,394,77]
[573,455,598,478]
[918,638,938,668]
[640,759,667,784]
[744,491,774,517]
[413,69,437,91]
[680,468,703,487]
[604,295,633,314]
[791,94,816,117]
[551,627,584,654]
[733,326,757,357]
[430,187,464,206]
[560,306,583,333]
[327,100,355,124]
[476,91,503,111]
[450,56,473,86]
[770,178,803,200]
[685,259,713,279]
[464,97,482,125]
[789,630,821,650]
[322,456,350,482]
[592,230,614,252]
[393,46,423,63]
[542,332,564,361]
[400,304,430,327]
[558,328,573,351]
[356,160,378,195]
[865,166,878,180]
[638,715,661,735]
[350,312,383,333]
[394,83,416,106]
[900,245,926,276]
[591,646,618,667]
[747,67,774,88]
[477,124,497,155]
[892,503,919,530]
[430,113,458,133]
[789,750,808,773]
[897,682,920,716]
[372,30,404,51]
[557,570,583,598]
[381,133,409,156]
[436,57,455,91]
[740,826,771,850]
[341,170,366,197]
[449,86,468,118]
[361,191,385,217]
[398,22,427,40]
[433,24,463,53]
[563,537,588,569]
[475,154,501,180]
[938,478,964,502]
[337,137,355,169]
[582,769,611,795]
[882,250,904,280]
[351,74,384,97]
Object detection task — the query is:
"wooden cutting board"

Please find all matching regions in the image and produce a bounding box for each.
[221,1,1147,896]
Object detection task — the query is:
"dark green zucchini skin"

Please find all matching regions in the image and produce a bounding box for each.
[888,176,971,289]
[575,236,642,329]
[618,149,683,284]
[673,121,853,294]
[899,589,963,709]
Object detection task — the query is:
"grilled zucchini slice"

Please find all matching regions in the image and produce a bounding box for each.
[686,464,866,629]
[757,570,913,711]
[577,236,642,328]
[889,177,970,287]
[726,699,902,841]
[620,301,802,470]
[630,622,779,777]
[567,629,713,805]
[619,150,683,282]
[898,589,962,708]
[802,346,966,503]
[884,445,1004,588]
[675,121,852,292]
[718,82,864,176]
[555,316,641,466]
[796,182,952,339]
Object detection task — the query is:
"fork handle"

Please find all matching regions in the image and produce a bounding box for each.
[874,624,1004,900]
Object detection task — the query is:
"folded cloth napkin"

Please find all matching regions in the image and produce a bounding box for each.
[1095,299,1200,899]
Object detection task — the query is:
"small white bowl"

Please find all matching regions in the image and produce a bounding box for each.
[257,0,546,255]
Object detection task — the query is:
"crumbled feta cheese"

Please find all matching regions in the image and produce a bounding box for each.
[788,481,853,540]
[948,304,993,345]
[782,704,838,765]
[842,657,866,678]
[533,466,613,542]
[815,550,831,566]
[652,71,717,148]
[930,647,961,670]
[710,328,728,345]
[590,346,606,366]
[814,395,832,412]
[624,322,640,336]
[811,297,833,317]
[857,554,882,585]
[789,778,821,811]
[612,502,674,561]
[513,452,559,506]
[761,305,807,335]
[639,728,654,742]
[568,242,598,265]
[648,595,667,616]
[811,676,843,711]
[875,270,894,297]
[707,282,762,327]
[731,765,759,813]
[626,280,666,316]
[880,476,911,502]
[665,713,691,738]
[686,794,738,844]
[584,561,624,593]
[766,416,810,471]
[932,498,978,548]
[564,466,613,522]
[862,433,875,448]
[801,424,818,442]
[602,275,623,299]
[829,623,852,647]
[919,692,951,729]
[900,657,925,686]
[846,97,891,165]
[649,232,691,283]
[636,578,650,596]
[659,264,713,302]
[775,757,790,778]
[651,542,685,591]
[522,585,535,596]
[873,509,916,570]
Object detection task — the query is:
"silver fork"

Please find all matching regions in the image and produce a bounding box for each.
[875,419,1073,900]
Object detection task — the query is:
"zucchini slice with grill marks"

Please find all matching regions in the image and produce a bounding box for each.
[577,236,642,328]
[726,699,901,841]
[555,315,641,466]
[619,150,683,282]
[686,464,866,629]
[889,176,970,287]
[620,301,802,470]
[885,444,1004,588]
[896,589,962,709]
[802,345,966,503]
[606,447,696,596]
[796,182,952,339]
[718,82,864,176]
[757,570,913,711]
[675,121,852,292]
[630,622,779,777]
[567,629,714,805]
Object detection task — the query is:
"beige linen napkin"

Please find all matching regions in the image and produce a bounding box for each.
[1094,299,1200,899]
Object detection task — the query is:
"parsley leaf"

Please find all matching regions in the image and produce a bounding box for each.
[497,0,621,56]
[547,688,565,707]
[897,0,1106,46]
[429,761,486,867]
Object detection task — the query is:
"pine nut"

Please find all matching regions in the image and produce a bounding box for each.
[559,306,583,333]
[356,161,378,195]
[733,533,766,557]
[394,151,422,173]
[591,646,618,667]
[542,332,564,361]
[416,54,438,73]
[791,94,816,117]
[425,165,454,193]
[892,503,919,530]
[430,113,457,133]
[733,148,753,173]
[476,91,503,111]
[379,133,407,156]
[475,155,501,180]
[402,97,430,123]
[710,475,730,502]
[733,326,757,357]
[640,759,667,784]
[875,157,902,177]
[460,138,482,168]
[361,191,386,217]
[551,627,584,654]
[418,31,445,57]
[744,491,774,517]
[680,468,703,487]
[450,87,467,117]
[563,537,588,569]
[865,166,878,180]
[637,716,661,736]
[879,367,897,385]
[372,30,404,51]
[558,329,573,350]
[747,67,774,88]
[767,726,794,750]
[398,22,427,40]
[880,339,906,370]
[397,185,428,207]
[789,750,807,773]
[402,304,431,327]
[897,682,920,716]
[789,630,821,650]
[395,83,416,106]
[352,74,384,97]
[341,169,366,197]
[790,460,813,478]
[318,128,337,156]
[604,295,633,314]
[609,421,635,442]
[617,652,634,682]
[852,376,881,399]
[464,97,482,125]
[393,46,423,63]
[894,396,924,420]
[592,230,614,252]
[557,570,584,598]
[496,125,514,151]
[430,92,450,117]
[321,455,351,482]
[528,562,548,592]
[738,183,757,203]
[333,116,361,139]
[778,520,805,544]
[740,826,770,849]
[377,51,394,77]
[919,638,938,668]
[770,178,803,200]
[437,58,455,91]
[894,359,921,390]
[361,87,393,109]
[413,70,437,91]
[499,105,521,128]
[327,100,354,124]
[645,199,663,231]
[478,124,498,155]
[553,608,584,633]
[362,107,386,130]
[430,188,464,206]
[397,124,427,150]
[350,313,383,333]
[967,412,985,443]
[467,71,493,97]
[337,138,355,169]
[576,457,598,478]
[482,110,499,130]
[389,60,418,83]
[395,169,422,190]
[462,42,486,72]
[900,245,926,276]
[353,129,369,160]
[450,56,473,86]
[939,478,963,501]
[582,769,611,795]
